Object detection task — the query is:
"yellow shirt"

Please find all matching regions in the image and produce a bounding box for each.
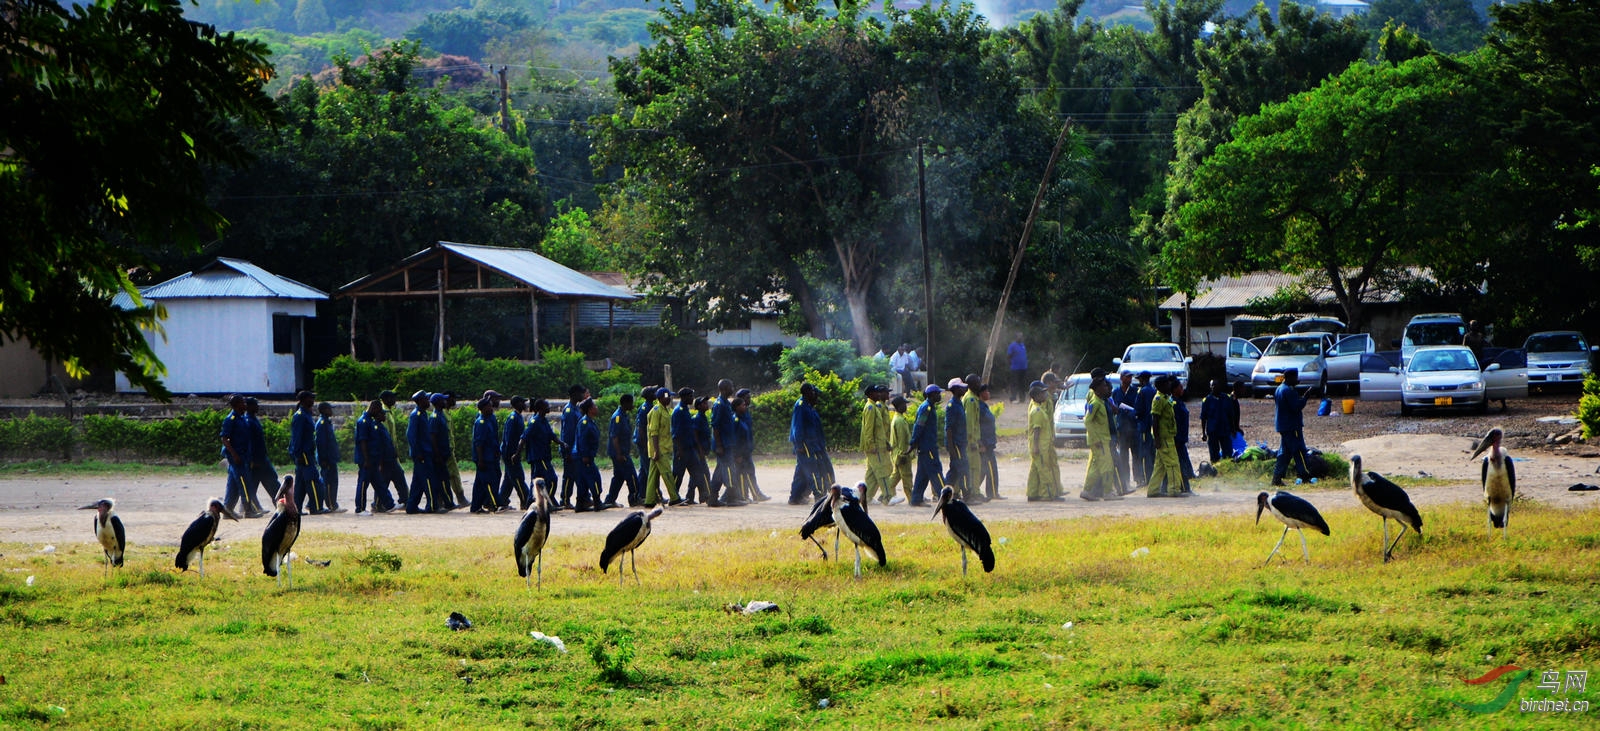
[1028,401,1051,454]
[962,392,981,448]
[890,412,911,456]
[859,400,890,455]
[647,402,671,460]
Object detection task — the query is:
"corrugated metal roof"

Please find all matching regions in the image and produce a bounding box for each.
[1161,269,1415,311]
[338,242,634,301]
[112,258,327,307]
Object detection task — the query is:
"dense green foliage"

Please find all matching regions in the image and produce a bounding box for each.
[777,338,893,387]
[748,369,868,453]
[1580,374,1600,441]
[313,346,640,404]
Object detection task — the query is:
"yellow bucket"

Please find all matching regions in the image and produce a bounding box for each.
[1342,399,1356,415]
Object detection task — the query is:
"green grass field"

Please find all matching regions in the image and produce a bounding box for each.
[3,501,1597,728]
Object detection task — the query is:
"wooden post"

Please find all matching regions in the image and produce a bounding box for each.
[529,291,540,360]
[436,270,446,362]
[608,300,615,354]
[568,300,577,351]
[349,297,358,357]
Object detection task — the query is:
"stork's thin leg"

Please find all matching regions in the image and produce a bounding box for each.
[631,551,640,586]
[276,557,283,587]
[1385,523,1410,560]
[853,545,863,579]
[833,529,840,562]
[536,552,543,591]
[1265,525,1290,566]
[961,547,968,578]
[1298,528,1309,564]
[198,552,205,579]
[807,536,828,560]
[1504,503,1511,539]
[287,557,294,589]
[1381,518,1391,563]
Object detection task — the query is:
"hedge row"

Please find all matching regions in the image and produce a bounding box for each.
[313,345,641,405]
[1579,373,1599,440]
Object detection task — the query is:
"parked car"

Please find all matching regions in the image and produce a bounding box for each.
[1360,345,1527,415]
[1322,333,1378,395]
[1113,343,1191,387]
[1399,313,1467,365]
[1250,332,1335,396]
[1522,330,1597,392]
[1052,373,1093,445]
[1225,337,1263,386]
[1288,316,1345,335]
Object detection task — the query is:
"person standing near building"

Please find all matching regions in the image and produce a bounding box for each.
[1026,382,1063,501]
[1147,377,1188,497]
[315,401,343,513]
[353,399,396,514]
[1200,379,1235,464]
[1079,372,1122,501]
[406,391,442,513]
[440,393,468,507]
[428,393,459,511]
[910,385,946,506]
[943,378,972,501]
[606,393,639,507]
[376,390,408,506]
[643,388,680,507]
[242,397,278,517]
[975,382,1001,500]
[219,394,263,518]
[1133,372,1157,486]
[557,385,587,509]
[689,396,716,506]
[499,396,529,509]
[469,397,504,513]
[787,383,833,504]
[709,380,739,505]
[573,398,605,511]
[1171,380,1195,495]
[858,384,893,506]
[670,387,698,503]
[289,391,327,515]
[520,399,561,507]
[885,395,913,505]
[1007,333,1029,403]
[1110,372,1137,490]
[634,385,653,482]
[962,374,986,503]
[734,388,767,502]
[1271,368,1317,487]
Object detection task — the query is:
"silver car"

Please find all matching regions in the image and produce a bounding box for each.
[1360,345,1527,415]
[1250,333,1334,396]
[1113,342,1191,387]
[1523,331,1596,391]
[1052,373,1093,445]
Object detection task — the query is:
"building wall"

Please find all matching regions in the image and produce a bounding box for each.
[116,298,317,394]
[0,335,49,397]
[704,317,797,349]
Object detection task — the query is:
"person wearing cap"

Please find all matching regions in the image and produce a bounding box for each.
[1200,379,1236,464]
[1110,372,1138,490]
[289,390,327,514]
[1171,379,1195,494]
[442,393,469,506]
[315,401,344,513]
[558,385,589,508]
[962,373,987,502]
[709,379,740,505]
[643,388,679,506]
[429,393,461,511]
[1271,368,1315,487]
[375,390,409,507]
[1134,372,1157,487]
[573,398,606,511]
[469,396,504,513]
[910,384,946,506]
[483,390,503,411]
[499,396,529,509]
[406,391,443,513]
[634,386,654,482]
[975,381,1001,500]
[1007,333,1028,403]
[885,394,913,504]
[943,377,972,502]
[733,388,767,502]
[689,396,716,506]
[220,394,263,518]
[605,393,639,507]
[858,383,892,506]
[241,397,278,516]
[1147,377,1188,497]
[353,399,397,514]
[519,399,560,505]
[1026,381,1064,501]
[670,387,699,505]
[787,382,833,504]
[1079,372,1122,501]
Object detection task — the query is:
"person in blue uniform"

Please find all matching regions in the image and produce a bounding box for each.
[219,394,263,518]
[1271,368,1317,487]
[1109,372,1137,492]
[690,396,717,506]
[243,397,278,517]
[976,382,1000,500]
[499,396,529,509]
[1200,379,1239,464]
[376,390,409,506]
[729,392,757,503]
[1134,372,1156,487]
[469,396,504,513]
[315,401,343,513]
[573,398,605,511]
[787,383,834,504]
[910,384,946,506]
[429,392,459,511]
[289,390,327,514]
[605,393,638,508]
[406,391,443,513]
[520,398,561,507]
[670,387,698,505]
[634,385,653,482]
[943,378,970,500]
[1171,381,1194,495]
[558,384,588,509]
[709,379,740,506]
[353,399,396,514]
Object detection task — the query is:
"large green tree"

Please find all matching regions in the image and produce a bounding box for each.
[1,0,277,397]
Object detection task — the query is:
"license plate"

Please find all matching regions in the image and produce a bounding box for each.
[1434,397,1453,406]
[1274,375,1285,383]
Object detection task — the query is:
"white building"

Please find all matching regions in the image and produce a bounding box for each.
[113,258,328,394]
[1319,0,1370,18]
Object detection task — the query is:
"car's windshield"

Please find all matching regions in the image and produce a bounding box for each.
[1058,379,1091,405]
[1406,322,1464,346]
[1125,346,1181,363]
[1527,333,1586,353]
[1265,338,1322,357]
[1409,349,1479,373]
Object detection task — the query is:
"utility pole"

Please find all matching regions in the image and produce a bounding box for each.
[497,66,512,137]
[918,140,935,384]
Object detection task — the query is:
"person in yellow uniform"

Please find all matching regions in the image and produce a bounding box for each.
[858,384,893,506]
[643,388,681,506]
[885,395,913,504]
[1026,382,1063,501]
[1079,370,1123,501]
[1147,376,1188,497]
[962,373,987,503]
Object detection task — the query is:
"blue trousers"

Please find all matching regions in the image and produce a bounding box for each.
[944,443,969,497]
[788,449,834,502]
[1176,442,1194,492]
[607,455,638,506]
[431,459,457,510]
[574,459,602,508]
[356,461,395,513]
[292,454,324,513]
[527,457,557,499]
[223,460,254,514]
[247,459,278,511]
[1273,430,1310,482]
[471,459,504,512]
[499,457,527,508]
[318,460,339,511]
[407,457,444,513]
[559,453,577,505]
[380,457,409,504]
[1136,427,1155,484]
[912,449,945,505]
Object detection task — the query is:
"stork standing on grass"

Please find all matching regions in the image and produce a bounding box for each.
[261,478,301,588]
[831,484,884,579]
[799,484,864,560]
[1469,428,1516,537]
[1350,454,1424,562]
[1255,491,1330,565]
[515,479,553,588]
[176,498,238,577]
[932,486,995,576]
[78,498,124,574]
[600,505,662,586]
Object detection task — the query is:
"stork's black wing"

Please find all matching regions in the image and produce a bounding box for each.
[839,504,885,566]
[1272,491,1330,536]
[109,515,125,567]
[1506,457,1516,498]
[261,511,299,576]
[1366,471,1423,531]
[514,510,549,578]
[1481,458,1488,491]
[943,500,995,572]
[799,494,834,540]
[176,514,212,570]
[600,512,644,572]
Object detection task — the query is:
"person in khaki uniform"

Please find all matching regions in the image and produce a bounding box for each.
[643,388,680,506]
[1025,382,1064,501]
[885,395,913,504]
[858,384,893,505]
[962,373,986,503]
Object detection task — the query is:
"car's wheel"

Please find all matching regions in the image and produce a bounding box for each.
[1476,399,1489,415]
[1400,401,1413,416]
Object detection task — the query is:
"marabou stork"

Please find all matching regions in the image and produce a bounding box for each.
[798,484,862,560]
[78,498,124,574]
[176,498,238,577]
[831,484,885,579]
[600,505,663,586]
[515,479,553,588]
[1469,428,1516,538]
[1255,491,1330,565]
[261,477,301,588]
[932,487,995,576]
[1350,454,1424,562]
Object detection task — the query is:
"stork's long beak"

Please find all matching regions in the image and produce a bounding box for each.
[930,502,943,521]
[1255,501,1265,526]
[77,503,99,510]
[1467,439,1489,461]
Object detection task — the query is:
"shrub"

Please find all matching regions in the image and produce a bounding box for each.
[314,347,640,406]
[0,414,75,459]
[589,628,638,686]
[1579,373,1600,440]
[777,337,891,386]
[748,368,865,454]
[313,355,403,402]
